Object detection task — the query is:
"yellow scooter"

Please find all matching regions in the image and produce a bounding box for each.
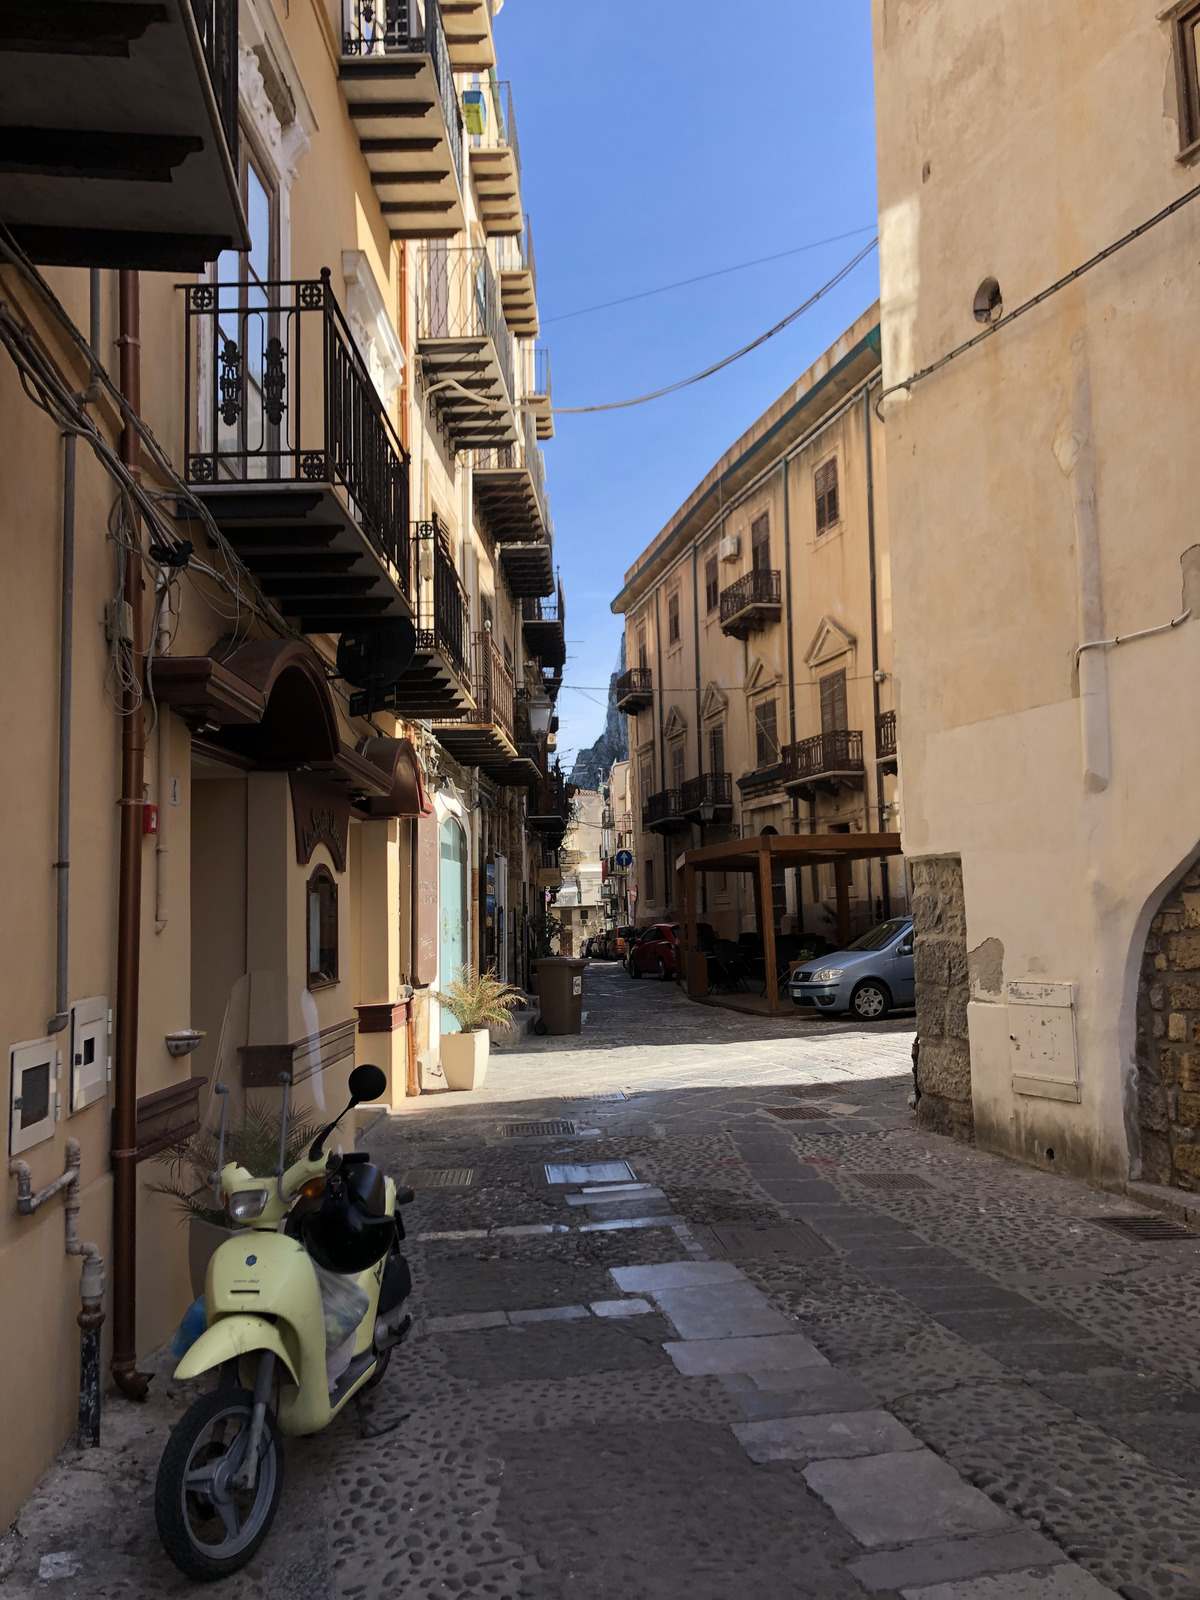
[154,975,413,1581]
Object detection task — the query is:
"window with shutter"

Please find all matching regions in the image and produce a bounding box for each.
[751,512,770,571]
[708,722,725,775]
[820,669,848,732]
[637,624,648,670]
[667,591,680,645]
[815,458,839,534]
[639,757,653,798]
[705,555,719,612]
[670,743,685,791]
[1176,5,1200,150]
[754,699,779,767]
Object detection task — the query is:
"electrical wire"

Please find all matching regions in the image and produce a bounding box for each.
[543,226,878,325]
[552,239,879,415]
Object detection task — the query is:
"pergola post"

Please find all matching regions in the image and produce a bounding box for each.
[834,857,852,948]
[760,844,779,1013]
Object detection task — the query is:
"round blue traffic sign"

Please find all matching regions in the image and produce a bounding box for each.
[614,849,633,868]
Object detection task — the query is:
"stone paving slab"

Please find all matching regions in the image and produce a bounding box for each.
[734,1409,920,1462]
[734,1377,881,1419]
[803,1449,1015,1547]
[652,1281,796,1339]
[901,1565,1121,1599]
[847,1530,1070,1593]
[611,1261,744,1292]
[665,1332,830,1375]
[591,1297,653,1317]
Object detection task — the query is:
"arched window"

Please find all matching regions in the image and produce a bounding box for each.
[307,865,338,987]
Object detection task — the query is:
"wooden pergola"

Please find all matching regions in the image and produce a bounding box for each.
[677,832,904,1014]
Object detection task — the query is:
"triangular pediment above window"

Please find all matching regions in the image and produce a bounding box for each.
[700,681,728,721]
[663,704,688,740]
[804,615,857,668]
[743,655,779,696]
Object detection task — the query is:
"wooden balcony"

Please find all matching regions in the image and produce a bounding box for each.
[782,730,865,798]
[0,0,246,270]
[876,708,898,773]
[416,244,517,449]
[642,789,690,834]
[341,0,466,241]
[355,520,473,718]
[433,632,518,778]
[719,567,782,640]
[467,79,522,236]
[614,667,653,714]
[680,771,733,824]
[181,272,412,634]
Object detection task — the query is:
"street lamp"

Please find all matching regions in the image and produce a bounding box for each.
[527,690,553,738]
[699,797,716,824]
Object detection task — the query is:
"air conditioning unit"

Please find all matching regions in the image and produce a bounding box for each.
[718,534,740,563]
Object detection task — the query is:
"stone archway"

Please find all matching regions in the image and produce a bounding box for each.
[1136,859,1200,1189]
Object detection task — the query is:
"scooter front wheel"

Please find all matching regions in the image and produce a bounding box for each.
[155,1385,284,1581]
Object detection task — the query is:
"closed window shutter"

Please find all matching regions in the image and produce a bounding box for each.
[820,669,847,732]
[637,626,647,669]
[671,744,684,789]
[815,458,839,533]
[751,512,770,570]
[755,700,779,766]
[705,556,718,611]
[708,722,725,774]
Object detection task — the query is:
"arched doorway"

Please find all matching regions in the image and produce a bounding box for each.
[1135,858,1200,1189]
[439,817,467,1033]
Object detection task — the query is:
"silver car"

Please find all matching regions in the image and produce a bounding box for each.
[788,917,915,1021]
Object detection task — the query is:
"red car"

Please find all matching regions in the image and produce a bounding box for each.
[628,923,679,979]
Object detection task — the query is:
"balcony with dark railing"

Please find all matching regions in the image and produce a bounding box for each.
[782,729,866,796]
[680,771,734,823]
[474,410,549,542]
[529,766,571,838]
[181,270,412,633]
[497,215,538,337]
[340,0,466,240]
[615,666,653,714]
[0,0,246,270]
[719,567,782,639]
[876,708,897,769]
[527,345,553,439]
[359,518,473,718]
[434,631,518,777]
[467,79,523,235]
[416,243,516,448]
[642,789,690,833]
[522,579,565,668]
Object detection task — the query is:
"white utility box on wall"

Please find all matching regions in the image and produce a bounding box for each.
[69,997,110,1114]
[1007,981,1080,1102]
[9,1036,59,1156]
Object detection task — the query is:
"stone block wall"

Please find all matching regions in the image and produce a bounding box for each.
[910,854,974,1143]
[1136,860,1200,1188]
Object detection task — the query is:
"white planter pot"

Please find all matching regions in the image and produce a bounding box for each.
[440,1027,490,1091]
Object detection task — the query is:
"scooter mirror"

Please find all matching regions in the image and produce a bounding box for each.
[348,1063,387,1103]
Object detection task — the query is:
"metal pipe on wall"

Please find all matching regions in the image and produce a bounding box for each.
[111,269,151,1402]
[863,385,891,918]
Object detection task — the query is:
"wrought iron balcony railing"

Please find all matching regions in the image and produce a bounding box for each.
[191,0,239,155]
[876,708,897,760]
[680,771,733,815]
[473,631,515,742]
[183,271,411,581]
[642,789,685,827]
[416,243,514,407]
[614,666,653,712]
[719,567,782,629]
[782,730,865,786]
[415,519,470,683]
[342,0,463,191]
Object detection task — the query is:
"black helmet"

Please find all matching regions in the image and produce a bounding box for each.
[299,1171,394,1275]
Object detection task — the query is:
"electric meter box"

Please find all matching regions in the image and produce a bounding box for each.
[1008,980,1080,1102]
[70,997,110,1114]
[9,1035,59,1157]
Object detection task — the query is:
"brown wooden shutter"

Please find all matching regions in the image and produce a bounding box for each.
[637,625,647,669]
[708,722,725,775]
[705,556,718,612]
[671,744,684,790]
[815,459,839,533]
[820,669,847,733]
[755,699,779,766]
[751,512,770,571]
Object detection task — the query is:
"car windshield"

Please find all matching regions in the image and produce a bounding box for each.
[844,918,911,953]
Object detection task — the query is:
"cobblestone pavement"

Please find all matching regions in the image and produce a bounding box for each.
[9,966,1200,1598]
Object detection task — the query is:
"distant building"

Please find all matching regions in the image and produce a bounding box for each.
[556,790,605,954]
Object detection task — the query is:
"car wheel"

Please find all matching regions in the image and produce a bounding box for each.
[850,980,891,1021]
[628,959,642,979]
[657,957,669,980]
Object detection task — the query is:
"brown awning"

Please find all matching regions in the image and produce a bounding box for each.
[358,736,434,817]
[678,831,903,873]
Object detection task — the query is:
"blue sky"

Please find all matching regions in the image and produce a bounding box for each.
[493,1,880,770]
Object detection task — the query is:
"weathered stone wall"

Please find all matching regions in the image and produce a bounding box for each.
[910,854,973,1143]
[1136,860,1200,1189]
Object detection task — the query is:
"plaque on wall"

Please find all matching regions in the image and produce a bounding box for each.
[289,770,350,872]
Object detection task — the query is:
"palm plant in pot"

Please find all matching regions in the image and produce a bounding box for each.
[434,966,523,1090]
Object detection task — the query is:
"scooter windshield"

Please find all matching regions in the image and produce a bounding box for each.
[198,973,329,1197]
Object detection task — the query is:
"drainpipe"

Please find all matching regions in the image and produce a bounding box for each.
[863,386,890,918]
[653,587,667,911]
[111,269,151,1402]
[9,1140,105,1446]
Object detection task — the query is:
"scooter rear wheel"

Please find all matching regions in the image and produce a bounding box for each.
[155,1385,284,1581]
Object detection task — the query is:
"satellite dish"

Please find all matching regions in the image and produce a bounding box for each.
[336,620,417,691]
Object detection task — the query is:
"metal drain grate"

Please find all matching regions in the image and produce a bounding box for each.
[768,1106,829,1120]
[500,1120,577,1138]
[853,1172,935,1193]
[400,1168,475,1189]
[1092,1213,1195,1241]
[561,1092,628,1103]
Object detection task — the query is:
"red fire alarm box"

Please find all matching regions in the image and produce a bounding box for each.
[142,803,160,836]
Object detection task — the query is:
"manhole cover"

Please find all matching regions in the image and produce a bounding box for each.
[501,1120,577,1138]
[853,1172,935,1192]
[693,1222,832,1262]
[400,1168,475,1189]
[768,1106,829,1120]
[1092,1213,1195,1241]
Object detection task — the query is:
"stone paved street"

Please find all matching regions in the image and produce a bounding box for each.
[10,964,1200,1599]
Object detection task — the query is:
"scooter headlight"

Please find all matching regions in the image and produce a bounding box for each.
[227,1188,269,1220]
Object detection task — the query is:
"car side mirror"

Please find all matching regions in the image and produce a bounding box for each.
[897,941,913,957]
[348,1063,387,1103]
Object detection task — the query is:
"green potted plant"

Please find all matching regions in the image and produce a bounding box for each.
[434,966,523,1090]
